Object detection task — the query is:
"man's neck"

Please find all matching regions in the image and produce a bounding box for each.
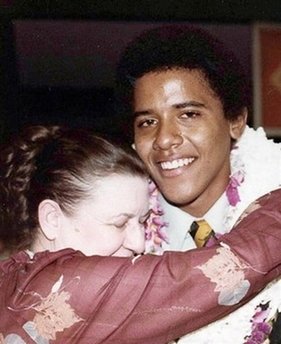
[179,188,227,218]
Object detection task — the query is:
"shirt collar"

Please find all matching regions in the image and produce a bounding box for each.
[204,192,228,234]
[159,192,228,251]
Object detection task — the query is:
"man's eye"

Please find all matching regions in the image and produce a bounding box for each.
[181,111,200,119]
[136,118,157,128]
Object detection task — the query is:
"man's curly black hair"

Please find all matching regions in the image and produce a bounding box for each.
[115,25,250,140]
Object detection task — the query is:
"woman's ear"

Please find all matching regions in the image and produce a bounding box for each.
[38,200,63,241]
[230,108,248,140]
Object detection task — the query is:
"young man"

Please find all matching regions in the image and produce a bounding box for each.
[116,25,281,343]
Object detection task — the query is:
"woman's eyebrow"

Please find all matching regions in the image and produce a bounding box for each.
[94,213,130,225]
[108,213,132,221]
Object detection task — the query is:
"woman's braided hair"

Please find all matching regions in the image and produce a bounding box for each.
[0,125,147,252]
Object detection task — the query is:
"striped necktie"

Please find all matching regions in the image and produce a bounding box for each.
[190,219,215,248]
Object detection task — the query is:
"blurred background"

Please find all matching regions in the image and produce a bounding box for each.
[1,1,281,144]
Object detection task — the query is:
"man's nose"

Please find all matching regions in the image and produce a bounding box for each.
[152,121,183,150]
[123,222,145,255]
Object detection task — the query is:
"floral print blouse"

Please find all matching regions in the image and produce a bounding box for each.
[1,189,281,344]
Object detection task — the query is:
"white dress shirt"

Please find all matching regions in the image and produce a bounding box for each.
[160,192,228,252]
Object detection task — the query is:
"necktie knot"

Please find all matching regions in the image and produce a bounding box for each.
[190,219,215,247]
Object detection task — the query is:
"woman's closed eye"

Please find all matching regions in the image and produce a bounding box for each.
[113,219,128,230]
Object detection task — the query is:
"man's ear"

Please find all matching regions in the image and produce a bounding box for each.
[38,200,63,241]
[230,108,248,140]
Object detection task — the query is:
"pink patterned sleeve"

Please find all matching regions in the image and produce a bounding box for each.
[1,189,281,343]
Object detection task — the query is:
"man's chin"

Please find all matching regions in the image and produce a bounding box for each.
[161,190,193,207]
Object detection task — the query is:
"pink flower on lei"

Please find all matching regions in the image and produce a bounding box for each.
[226,170,245,206]
[244,302,273,344]
[145,181,169,254]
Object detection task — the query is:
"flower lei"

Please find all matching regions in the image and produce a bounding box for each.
[222,140,246,232]
[244,302,273,344]
[145,181,169,255]
[223,126,281,233]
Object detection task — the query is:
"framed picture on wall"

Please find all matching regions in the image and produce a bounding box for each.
[253,23,281,137]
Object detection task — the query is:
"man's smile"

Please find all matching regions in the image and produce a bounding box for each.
[160,157,195,170]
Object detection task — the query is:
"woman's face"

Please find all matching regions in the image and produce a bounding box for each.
[57,174,150,257]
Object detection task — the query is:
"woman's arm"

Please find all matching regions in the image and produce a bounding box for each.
[1,189,281,343]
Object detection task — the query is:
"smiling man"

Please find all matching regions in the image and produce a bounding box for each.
[133,68,245,218]
[116,25,281,342]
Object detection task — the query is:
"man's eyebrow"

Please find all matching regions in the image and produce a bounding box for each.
[133,101,206,117]
[173,101,206,109]
[133,110,151,118]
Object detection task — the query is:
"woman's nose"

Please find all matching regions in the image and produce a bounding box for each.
[123,222,145,255]
[152,122,183,151]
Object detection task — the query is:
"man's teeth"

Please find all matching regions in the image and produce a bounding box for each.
[160,158,195,170]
